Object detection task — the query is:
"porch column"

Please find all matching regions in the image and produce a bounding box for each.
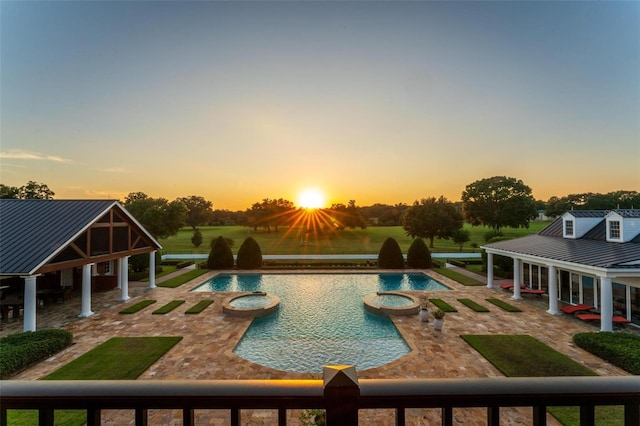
[547,265,560,315]
[79,263,94,318]
[512,258,522,300]
[116,258,122,289]
[22,275,38,332]
[599,277,613,332]
[486,252,494,288]
[120,256,130,301]
[149,251,157,289]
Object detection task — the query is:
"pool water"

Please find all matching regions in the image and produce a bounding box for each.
[369,294,415,307]
[193,273,449,373]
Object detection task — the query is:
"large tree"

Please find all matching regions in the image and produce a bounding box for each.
[178,195,214,229]
[246,198,295,232]
[545,190,640,217]
[402,196,462,247]
[461,176,537,230]
[329,200,367,230]
[123,192,187,239]
[0,181,55,199]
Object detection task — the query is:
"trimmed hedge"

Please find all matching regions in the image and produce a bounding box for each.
[236,236,263,269]
[176,260,194,269]
[0,329,73,379]
[378,237,405,269]
[573,332,640,375]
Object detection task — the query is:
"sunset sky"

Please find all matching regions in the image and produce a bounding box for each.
[1,1,638,210]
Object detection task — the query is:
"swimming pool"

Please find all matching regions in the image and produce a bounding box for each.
[192,273,450,373]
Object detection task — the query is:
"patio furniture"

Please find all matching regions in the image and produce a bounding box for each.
[560,304,595,315]
[519,289,545,297]
[576,313,631,325]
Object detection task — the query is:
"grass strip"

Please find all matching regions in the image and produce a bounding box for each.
[433,268,485,286]
[185,300,214,314]
[119,300,156,314]
[460,335,617,426]
[457,298,490,312]
[157,268,209,288]
[427,298,458,312]
[10,337,184,426]
[152,300,185,314]
[485,298,522,312]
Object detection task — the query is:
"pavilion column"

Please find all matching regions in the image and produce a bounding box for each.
[486,252,494,288]
[120,256,130,301]
[79,263,94,318]
[149,251,157,289]
[599,277,613,332]
[546,265,560,315]
[512,258,522,300]
[22,275,38,332]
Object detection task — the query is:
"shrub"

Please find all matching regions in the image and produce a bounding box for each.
[573,332,640,375]
[236,236,263,269]
[129,253,149,273]
[377,237,405,269]
[0,329,73,379]
[176,260,194,269]
[191,228,203,248]
[448,259,466,267]
[207,236,234,269]
[406,238,432,268]
[481,237,513,278]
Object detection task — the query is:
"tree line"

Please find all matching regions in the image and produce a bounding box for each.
[2,178,638,247]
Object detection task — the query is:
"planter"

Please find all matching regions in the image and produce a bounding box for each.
[419,308,430,322]
[433,318,444,331]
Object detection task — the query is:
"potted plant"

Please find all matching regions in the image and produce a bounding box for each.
[433,308,445,331]
[419,298,430,322]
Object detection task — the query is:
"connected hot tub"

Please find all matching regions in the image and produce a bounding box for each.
[222,292,280,318]
[363,291,421,316]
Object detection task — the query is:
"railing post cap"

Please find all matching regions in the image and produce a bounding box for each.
[323,365,359,389]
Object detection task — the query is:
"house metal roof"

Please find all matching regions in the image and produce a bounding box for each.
[484,212,640,269]
[0,199,161,275]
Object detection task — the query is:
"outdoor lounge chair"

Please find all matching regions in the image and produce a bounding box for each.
[560,304,595,315]
[519,289,545,296]
[576,313,631,324]
[500,283,525,290]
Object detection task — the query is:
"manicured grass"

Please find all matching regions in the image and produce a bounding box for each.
[460,335,623,426]
[185,300,214,314]
[433,268,485,286]
[461,335,597,377]
[44,336,183,380]
[457,298,490,312]
[157,268,209,288]
[152,300,185,314]
[119,299,156,314]
[486,298,522,312]
[8,337,184,426]
[428,298,458,313]
[158,223,551,256]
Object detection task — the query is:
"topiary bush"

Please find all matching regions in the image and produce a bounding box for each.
[406,238,432,268]
[236,237,263,269]
[191,228,203,248]
[207,236,234,269]
[0,329,73,379]
[573,332,640,375]
[378,237,405,269]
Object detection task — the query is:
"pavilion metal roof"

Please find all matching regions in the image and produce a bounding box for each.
[484,214,640,269]
[0,199,161,275]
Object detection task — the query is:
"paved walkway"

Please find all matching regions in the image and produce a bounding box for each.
[3,267,634,425]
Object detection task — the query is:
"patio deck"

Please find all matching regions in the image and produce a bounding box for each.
[1,268,633,425]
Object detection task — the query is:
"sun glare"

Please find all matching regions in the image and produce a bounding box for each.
[297,188,326,209]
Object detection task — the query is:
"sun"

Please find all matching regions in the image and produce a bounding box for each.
[297,188,326,209]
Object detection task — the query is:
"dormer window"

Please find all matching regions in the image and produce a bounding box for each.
[609,220,621,240]
[564,220,574,237]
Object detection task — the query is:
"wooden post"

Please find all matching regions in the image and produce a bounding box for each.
[323,365,359,425]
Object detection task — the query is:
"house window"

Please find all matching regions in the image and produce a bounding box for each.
[564,220,574,237]
[609,220,621,239]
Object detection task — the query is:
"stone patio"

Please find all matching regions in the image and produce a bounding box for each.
[2,268,634,425]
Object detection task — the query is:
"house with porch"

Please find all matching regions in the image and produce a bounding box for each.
[482,209,640,332]
[0,199,161,332]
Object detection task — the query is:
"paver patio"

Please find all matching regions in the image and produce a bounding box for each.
[2,268,633,425]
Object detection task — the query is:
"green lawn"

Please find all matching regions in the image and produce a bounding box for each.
[152,300,185,314]
[158,223,551,256]
[9,337,182,425]
[157,268,209,288]
[433,268,485,286]
[119,299,156,314]
[461,335,623,425]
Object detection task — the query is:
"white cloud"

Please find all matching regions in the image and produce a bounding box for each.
[0,149,71,163]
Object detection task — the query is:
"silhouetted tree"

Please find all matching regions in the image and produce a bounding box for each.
[402,196,462,247]
[123,192,187,239]
[378,237,404,269]
[450,228,470,252]
[179,195,214,229]
[406,238,432,268]
[191,228,203,248]
[207,236,234,269]
[236,237,263,269]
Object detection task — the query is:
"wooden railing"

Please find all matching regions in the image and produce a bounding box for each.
[1,366,639,426]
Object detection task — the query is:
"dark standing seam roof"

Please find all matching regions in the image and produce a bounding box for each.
[0,200,117,275]
[484,213,640,269]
